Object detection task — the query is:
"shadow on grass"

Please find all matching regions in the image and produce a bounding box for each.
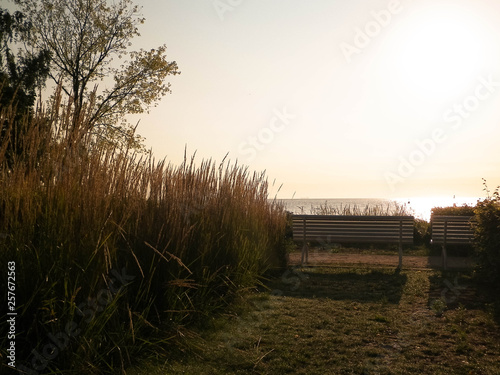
[428,272,472,309]
[267,267,407,304]
[427,270,500,323]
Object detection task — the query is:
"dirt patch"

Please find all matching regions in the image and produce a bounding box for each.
[288,251,475,269]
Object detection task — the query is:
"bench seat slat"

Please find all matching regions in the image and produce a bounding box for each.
[292,221,413,226]
[293,215,413,221]
[430,215,475,245]
[292,229,413,235]
[293,239,413,243]
[292,227,413,234]
[291,215,414,245]
[292,223,413,229]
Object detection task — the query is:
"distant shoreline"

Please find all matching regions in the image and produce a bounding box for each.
[274,197,480,221]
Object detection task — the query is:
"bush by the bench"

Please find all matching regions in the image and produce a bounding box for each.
[474,192,500,286]
[431,205,476,216]
[414,218,431,246]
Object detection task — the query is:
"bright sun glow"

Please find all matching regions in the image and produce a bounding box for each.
[380,4,494,103]
[395,196,479,221]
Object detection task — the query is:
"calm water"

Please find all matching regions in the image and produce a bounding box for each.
[276,197,480,221]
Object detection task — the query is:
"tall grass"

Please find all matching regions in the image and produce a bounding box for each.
[0,93,288,373]
[310,201,412,216]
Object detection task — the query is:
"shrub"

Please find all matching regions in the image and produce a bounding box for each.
[473,187,500,286]
[431,205,476,217]
[413,218,431,246]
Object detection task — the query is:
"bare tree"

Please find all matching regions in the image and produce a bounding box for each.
[15,0,179,147]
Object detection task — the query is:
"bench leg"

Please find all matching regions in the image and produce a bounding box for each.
[398,243,403,270]
[301,243,309,265]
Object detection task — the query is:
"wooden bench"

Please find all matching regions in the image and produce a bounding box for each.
[292,215,414,268]
[431,215,475,270]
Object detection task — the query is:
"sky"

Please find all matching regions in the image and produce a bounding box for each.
[126,0,500,200]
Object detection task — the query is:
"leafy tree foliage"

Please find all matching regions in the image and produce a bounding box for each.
[0,8,50,166]
[0,8,50,111]
[14,0,180,147]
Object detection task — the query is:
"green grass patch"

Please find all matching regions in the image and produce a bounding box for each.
[131,267,500,375]
[303,244,431,257]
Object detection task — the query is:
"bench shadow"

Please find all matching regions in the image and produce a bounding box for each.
[268,268,407,304]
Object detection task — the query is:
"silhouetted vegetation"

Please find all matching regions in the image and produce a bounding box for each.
[0,92,288,373]
[431,204,476,217]
[473,182,500,287]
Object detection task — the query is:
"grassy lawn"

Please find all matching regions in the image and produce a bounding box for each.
[303,244,433,257]
[129,266,500,375]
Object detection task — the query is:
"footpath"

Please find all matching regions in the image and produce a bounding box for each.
[288,251,475,269]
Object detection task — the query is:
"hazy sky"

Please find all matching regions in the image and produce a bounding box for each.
[128,0,500,199]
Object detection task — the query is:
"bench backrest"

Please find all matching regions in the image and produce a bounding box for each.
[431,215,475,245]
[292,215,414,244]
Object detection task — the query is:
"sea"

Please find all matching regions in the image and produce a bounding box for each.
[275,197,480,221]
